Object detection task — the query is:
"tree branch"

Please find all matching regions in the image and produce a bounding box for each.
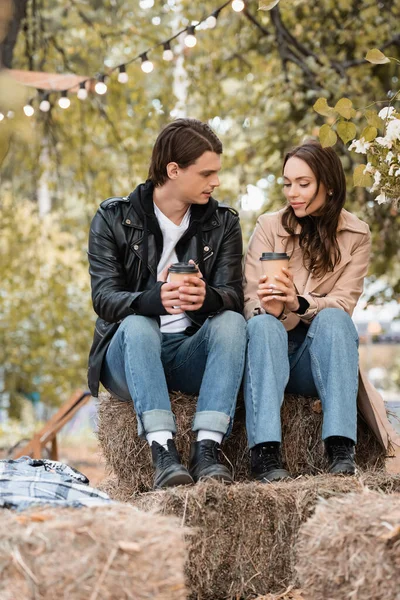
[0,0,28,68]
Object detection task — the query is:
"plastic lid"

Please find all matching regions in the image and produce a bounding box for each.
[168,262,199,274]
[260,252,289,260]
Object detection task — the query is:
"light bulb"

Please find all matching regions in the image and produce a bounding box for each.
[40,99,51,112]
[232,0,245,11]
[184,27,197,48]
[77,82,88,100]
[58,92,70,109]
[163,43,174,61]
[95,80,107,95]
[23,103,34,117]
[0,113,4,121]
[118,65,128,83]
[141,53,154,73]
[7,110,14,118]
[206,15,217,28]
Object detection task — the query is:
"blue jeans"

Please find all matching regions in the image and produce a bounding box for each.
[101,311,246,439]
[244,308,359,449]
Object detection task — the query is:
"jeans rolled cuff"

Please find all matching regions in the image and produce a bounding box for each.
[322,425,357,444]
[140,409,177,438]
[192,411,231,434]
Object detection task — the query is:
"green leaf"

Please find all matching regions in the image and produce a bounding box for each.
[353,164,373,187]
[319,124,337,147]
[365,110,384,129]
[361,126,377,142]
[334,98,354,119]
[337,121,357,144]
[259,0,280,9]
[365,49,391,64]
[313,97,335,117]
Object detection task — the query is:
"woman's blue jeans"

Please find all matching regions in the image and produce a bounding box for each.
[244,308,359,449]
[101,311,246,439]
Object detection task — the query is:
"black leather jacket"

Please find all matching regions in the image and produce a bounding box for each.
[87,180,244,397]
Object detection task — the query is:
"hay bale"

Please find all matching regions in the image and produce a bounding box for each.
[97,391,386,493]
[296,490,400,600]
[0,503,188,600]
[103,473,399,600]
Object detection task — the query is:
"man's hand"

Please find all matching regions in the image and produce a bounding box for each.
[160,282,185,314]
[178,275,206,311]
[257,275,285,318]
[159,260,206,314]
[159,263,183,315]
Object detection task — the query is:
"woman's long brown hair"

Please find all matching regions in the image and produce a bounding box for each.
[281,140,346,277]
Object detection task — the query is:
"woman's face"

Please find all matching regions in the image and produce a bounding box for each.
[283,156,328,217]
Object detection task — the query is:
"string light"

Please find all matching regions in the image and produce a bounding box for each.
[39,93,51,112]
[95,75,107,95]
[118,65,129,83]
[140,53,154,73]
[184,26,197,48]
[23,100,35,117]
[162,41,174,61]
[7,111,15,118]
[232,0,245,11]
[77,81,88,100]
[18,1,247,113]
[0,112,4,121]
[58,91,71,109]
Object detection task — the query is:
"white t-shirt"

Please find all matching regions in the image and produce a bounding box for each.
[154,203,192,334]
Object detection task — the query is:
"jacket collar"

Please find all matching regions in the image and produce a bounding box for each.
[276,207,366,237]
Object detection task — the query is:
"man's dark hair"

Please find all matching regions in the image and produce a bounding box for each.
[148,118,223,186]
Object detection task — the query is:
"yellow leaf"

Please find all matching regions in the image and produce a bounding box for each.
[365,110,384,129]
[259,0,280,9]
[313,97,335,117]
[337,121,357,144]
[361,126,377,142]
[334,98,354,120]
[365,48,391,64]
[319,124,337,147]
[353,164,373,187]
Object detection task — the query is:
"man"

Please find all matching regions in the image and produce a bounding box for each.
[88,118,246,489]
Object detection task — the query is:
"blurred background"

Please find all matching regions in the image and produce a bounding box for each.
[0,0,399,479]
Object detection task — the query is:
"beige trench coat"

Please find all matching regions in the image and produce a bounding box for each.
[244,208,400,452]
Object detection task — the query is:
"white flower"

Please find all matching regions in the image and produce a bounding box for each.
[375,136,392,148]
[364,162,375,174]
[385,151,394,164]
[348,137,371,154]
[395,169,400,177]
[371,170,382,192]
[378,106,396,120]
[389,164,395,176]
[375,191,387,204]
[385,119,400,142]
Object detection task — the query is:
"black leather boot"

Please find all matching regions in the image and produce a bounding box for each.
[189,440,233,483]
[251,442,291,483]
[325,436,356,475]
[151,440,194,489]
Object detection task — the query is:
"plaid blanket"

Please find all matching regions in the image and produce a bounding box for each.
[0,457,112,510]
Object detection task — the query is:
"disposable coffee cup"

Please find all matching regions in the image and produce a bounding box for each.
[168,262,199,283]
[260,252,289,295]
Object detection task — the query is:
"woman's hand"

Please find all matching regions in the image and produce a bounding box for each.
[257,275,285,318]
[266,267,300,312]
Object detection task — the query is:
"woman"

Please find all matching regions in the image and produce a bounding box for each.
[243,139,398,482]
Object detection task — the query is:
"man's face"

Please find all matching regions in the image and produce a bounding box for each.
[170,151,221,204]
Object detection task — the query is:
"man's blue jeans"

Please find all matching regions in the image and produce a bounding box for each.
[101,311,246,439]
[244,308,359,449]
